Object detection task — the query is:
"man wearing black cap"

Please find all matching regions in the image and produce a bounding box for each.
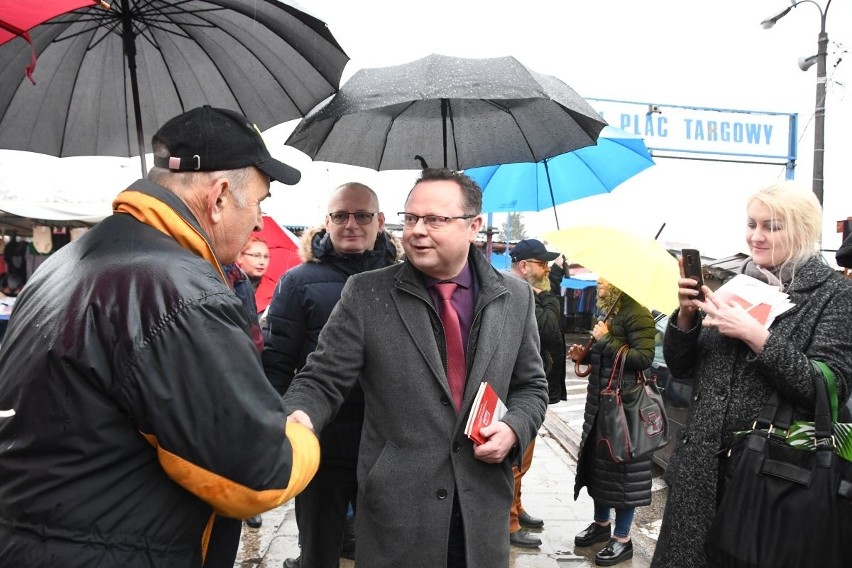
[0,107,319,566]
[507,239,565,549]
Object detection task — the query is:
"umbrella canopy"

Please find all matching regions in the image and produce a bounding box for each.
[0,0,349,176]
[285,53,606,171]
[253,216,301,314]
[544,225,679,314]
[470,126,655,227]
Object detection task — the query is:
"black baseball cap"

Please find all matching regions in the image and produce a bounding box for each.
[510,239,560,262]
[151,106,300,185]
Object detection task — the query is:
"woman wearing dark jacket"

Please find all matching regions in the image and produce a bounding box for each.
[651,181,852,568]
[569,279,656,567]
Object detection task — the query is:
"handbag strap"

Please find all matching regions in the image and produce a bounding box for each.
[756,360,837,441]
[755,391,793,430]
[812,360,838,422]
[811,360,835,442]
[606,345,630,390]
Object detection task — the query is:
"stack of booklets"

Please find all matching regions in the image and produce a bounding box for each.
[464,382,507,445]
[712,274,795,329]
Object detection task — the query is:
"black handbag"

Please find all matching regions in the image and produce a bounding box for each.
[596,345,669,463]
[705,362,852,568]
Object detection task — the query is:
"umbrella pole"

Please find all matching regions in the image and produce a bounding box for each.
[441,98,448,168]
[543,159,560,230]
[121,0,148,178]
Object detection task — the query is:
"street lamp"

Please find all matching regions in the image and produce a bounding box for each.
[762,0,832,206]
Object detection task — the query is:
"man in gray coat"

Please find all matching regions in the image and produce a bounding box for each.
[285,168,549,568]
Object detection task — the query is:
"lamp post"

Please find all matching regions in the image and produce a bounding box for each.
[762,0,832,206]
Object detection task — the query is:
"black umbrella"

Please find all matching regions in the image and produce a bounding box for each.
[0,0,349,177]
[285,53,607,171]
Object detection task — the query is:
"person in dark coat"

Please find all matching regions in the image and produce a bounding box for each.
[569,279,656,567]
[836,229,852,269]
[547,253,569,403]
[283,168,549,568]
[505,238,563,549]
[651,181,852,568]
[262,182,401,568]
[0,107,319,566]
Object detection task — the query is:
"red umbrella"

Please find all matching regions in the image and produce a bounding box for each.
[253,216,302,313]
[0,0,107,81]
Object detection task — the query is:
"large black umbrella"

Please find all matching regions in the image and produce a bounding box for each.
[0,0,349,177]
[285,53,607,171]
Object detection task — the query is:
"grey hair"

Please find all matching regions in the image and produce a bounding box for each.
[148,140,253,206]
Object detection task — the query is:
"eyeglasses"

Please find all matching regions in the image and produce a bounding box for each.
[328,212,377,225]
[523,259,549,267]
[241,252,270,260]
[398,213,476,229]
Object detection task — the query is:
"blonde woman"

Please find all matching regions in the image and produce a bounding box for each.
[651,181,852,567]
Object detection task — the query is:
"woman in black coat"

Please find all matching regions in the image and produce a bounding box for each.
[569,279,656,567]
[651,181,852,568]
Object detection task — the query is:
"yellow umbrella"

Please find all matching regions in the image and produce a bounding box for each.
[543,225,680,314]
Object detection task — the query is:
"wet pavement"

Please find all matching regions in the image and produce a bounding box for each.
[234,393,661,567]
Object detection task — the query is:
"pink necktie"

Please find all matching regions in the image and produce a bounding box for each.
[435,282,466,411]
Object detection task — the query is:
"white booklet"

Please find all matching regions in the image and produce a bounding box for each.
[710,274,794,329]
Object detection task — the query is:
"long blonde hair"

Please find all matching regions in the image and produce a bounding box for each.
[747,181,822,271]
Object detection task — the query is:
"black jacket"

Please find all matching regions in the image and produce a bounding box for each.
[573,294,656,508]
[0,180,316,566]
[262,227,400,467]
[535,290,567,403]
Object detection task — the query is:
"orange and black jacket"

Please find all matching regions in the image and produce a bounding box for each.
[0,179,318,566]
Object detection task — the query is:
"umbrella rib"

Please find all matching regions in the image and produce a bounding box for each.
[445,99,460,170]
[59,25,101,157]
[375,101,417,170]
[480,98,539,163]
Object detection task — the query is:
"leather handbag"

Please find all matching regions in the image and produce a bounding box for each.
[596,345,669,463]
[705,362,852,568]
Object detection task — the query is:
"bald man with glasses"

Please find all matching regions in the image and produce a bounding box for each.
[262,182,402,568]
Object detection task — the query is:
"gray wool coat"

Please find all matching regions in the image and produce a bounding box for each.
[283,246,549,568]
[651,256,852,568]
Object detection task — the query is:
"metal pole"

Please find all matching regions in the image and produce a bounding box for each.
[543,159,560,230]
[121,0,147,178]
[812,22,828,206]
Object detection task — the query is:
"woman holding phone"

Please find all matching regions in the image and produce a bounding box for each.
[651,181,852,567]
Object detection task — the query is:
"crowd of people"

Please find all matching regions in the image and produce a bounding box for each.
[0,106,849,568]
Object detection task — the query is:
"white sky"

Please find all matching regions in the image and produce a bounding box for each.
[1,0,849,260]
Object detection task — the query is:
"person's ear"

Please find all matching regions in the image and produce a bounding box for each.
[376,212,386,231]
[467,214,484,241]
[207,177,230,224]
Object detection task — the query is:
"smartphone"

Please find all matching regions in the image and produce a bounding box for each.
[681,249,705,301]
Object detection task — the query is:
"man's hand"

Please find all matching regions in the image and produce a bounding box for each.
[287,410,314,432]
[472,420,518,463]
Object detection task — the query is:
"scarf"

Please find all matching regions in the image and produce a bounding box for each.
[113,189,227,284]
[740,257,798,291]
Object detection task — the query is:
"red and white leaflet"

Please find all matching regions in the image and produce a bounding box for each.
[712,274,794,329]
[464,382,508,445]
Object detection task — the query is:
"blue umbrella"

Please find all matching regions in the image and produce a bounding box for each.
[468,126,654,228]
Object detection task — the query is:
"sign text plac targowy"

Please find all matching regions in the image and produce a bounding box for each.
[589,98,795,163]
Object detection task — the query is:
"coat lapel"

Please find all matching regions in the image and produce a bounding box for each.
[391,266,450,398]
